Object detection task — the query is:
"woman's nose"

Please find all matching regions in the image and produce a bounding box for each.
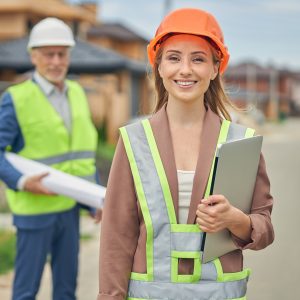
[179,59,192,76]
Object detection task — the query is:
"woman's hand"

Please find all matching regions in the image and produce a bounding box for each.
[196,194,252,241]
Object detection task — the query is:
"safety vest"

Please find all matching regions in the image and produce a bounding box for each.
[6,79,98,215]
[120,118,255,300]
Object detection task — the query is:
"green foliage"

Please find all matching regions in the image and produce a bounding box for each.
[80,233,92,241]
[0,182,9,213]
[0,230,16,274]
[96,139,116,186]
[97,140,115,162]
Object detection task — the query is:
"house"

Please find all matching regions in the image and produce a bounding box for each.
[0,0,153,144]
[0,0,96,41]
[86,22,149,62]
[224,62,300,120]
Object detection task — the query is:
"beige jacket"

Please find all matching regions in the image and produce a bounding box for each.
[98,105,274,300]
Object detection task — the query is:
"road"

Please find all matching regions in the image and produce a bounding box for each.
[245,118,300,299]
[1,118,300,299]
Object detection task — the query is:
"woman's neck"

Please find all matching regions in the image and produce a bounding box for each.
[166,98,206,128]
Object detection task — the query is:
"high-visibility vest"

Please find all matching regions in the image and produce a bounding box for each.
[6,79,98,215]
[120,118,255,300]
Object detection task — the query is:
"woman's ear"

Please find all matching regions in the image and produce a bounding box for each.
[211,62,219,80]
[158,64,162,78]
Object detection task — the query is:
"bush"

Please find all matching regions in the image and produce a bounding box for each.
[0,182,9,213]
[96,141,115,186]
[0,229,16,274]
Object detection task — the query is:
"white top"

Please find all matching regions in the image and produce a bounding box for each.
[177,170,195,224]
[34,71,71,132]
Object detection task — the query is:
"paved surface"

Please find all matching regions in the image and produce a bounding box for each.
[1,118,300,299]
[0,216,101,300]
[245,118,300,299]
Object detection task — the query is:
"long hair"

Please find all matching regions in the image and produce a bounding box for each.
[152,37,235,121]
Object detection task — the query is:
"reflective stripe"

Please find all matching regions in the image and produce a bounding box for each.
[204,120,230,198]
[78,174,96,182]
[34,151,95,165]
[127,277,248,300]
[120,126,154,281]
[171,232,203,252]
[142,120,177,223]
[124,122,171,281]
[201,262,218,281]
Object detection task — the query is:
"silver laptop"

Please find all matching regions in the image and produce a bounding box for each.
[202,135,263,263]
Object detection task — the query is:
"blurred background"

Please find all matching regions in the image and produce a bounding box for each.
[0,0,299,299]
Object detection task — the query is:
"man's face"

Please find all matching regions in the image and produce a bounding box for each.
[30,46,70,88]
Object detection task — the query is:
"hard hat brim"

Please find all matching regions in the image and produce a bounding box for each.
[147,30,229,74]
[27,40,75,50]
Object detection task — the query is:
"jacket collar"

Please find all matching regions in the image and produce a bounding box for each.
[33,71,68,96]
[149,103,221,224]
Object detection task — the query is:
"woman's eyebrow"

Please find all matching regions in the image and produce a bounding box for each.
[165,50,208,56]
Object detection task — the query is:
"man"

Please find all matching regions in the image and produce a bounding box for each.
[0,18,101,300]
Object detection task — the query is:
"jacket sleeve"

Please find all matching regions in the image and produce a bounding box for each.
[0,92,24,190]
[232,153,274,250]
[98,137,139,300]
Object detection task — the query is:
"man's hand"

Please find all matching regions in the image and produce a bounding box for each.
[24,173,56,195]
[90,209,102,224]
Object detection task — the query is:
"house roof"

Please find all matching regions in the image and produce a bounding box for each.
[0,37,146,74]
[87,23,149,43]
[0,0,95,23]
[225,62,274,78]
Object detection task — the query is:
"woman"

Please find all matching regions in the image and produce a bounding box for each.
[98,8,274,300]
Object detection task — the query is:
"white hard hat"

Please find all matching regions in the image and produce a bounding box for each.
[27,17,75,50]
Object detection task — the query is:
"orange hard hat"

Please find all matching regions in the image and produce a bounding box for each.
[147,8,230,74]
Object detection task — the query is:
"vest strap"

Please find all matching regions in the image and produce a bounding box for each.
[128,277,248,300]
[34,151,95,165]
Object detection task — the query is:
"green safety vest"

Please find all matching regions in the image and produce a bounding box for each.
[6,79,98,215]
[120,118,255,300]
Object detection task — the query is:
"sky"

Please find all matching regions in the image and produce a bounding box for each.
[70,0,300,71]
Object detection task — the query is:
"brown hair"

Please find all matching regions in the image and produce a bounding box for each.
[152,37,235,121]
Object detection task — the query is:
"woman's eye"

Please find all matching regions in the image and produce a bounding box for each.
[193,57,205,63]
[167,55,180,62]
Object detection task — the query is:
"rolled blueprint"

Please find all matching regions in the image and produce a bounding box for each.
[5,152,105,208]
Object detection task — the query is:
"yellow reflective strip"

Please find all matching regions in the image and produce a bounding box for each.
[172,257,201,283]
[213,258,251,282]
[204,120,230,198]
[193,257,201,282]
[130,272,151,281]
[227,297,247,300]
[245,127,255,138]
[171,256,178,282]
[119,127,154,281]
[142,119,177,224]
[222,268,251,282]
[213,258,224,282]
[177,273,199,283]
[171,224,202,233]
[172,251,201,259]
[172,258,200,283]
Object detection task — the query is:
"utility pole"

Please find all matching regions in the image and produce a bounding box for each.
[269,67,279,120]
[246,63,257,106]
[163,0,172,17]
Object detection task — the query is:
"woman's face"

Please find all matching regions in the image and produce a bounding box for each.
[158,34,218,105]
